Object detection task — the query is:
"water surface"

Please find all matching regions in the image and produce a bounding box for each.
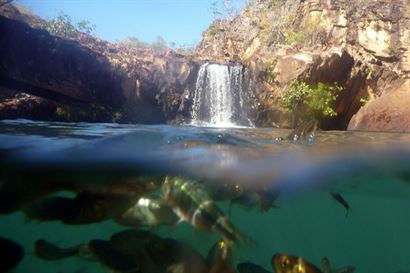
[1,119,410,273]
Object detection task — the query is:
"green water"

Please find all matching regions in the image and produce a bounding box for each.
[1,119,410,273]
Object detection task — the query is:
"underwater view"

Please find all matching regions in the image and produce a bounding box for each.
[1,0,410,272]
[1,120,410,273]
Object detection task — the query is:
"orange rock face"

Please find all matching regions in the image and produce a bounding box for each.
[348,81,410,132]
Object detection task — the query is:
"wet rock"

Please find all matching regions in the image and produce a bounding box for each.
[0,92,57,121]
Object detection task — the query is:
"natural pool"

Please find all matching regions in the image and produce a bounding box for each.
[1,119,410,273]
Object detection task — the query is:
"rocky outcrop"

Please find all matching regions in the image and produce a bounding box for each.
[0,4,200,124]
[0,92,57,121]
[1,1,409,131]
[196,0,410,131]
[348,80,410,132]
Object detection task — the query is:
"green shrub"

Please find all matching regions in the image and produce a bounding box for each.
[41,12,95,38]
[119,36,169,52]
[206,23,220,36]
[264,59,277,84]
[76,20,96,34]
[285,31,305,45]
[284,15,324,46]
[281,80,341,120]
[120,37,150,48]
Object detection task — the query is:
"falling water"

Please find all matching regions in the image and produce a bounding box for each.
[191,63,254,127]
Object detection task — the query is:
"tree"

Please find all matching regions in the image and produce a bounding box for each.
[281,80,342,127]
[210,0,241,20]
[39,12,96,38]
[0,0,14,7]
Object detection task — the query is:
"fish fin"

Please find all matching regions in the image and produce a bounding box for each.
[228,200,234,217]
[345,207,352,218]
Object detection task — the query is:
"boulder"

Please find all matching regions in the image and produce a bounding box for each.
[348,80,410,132]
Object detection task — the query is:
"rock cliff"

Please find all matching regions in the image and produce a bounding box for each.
[1,1,409,131]
[0,4,200,124]
[196,0,410,131]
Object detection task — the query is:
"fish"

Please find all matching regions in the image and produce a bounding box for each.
[24,196,77,222]
[116,196,179,227]
[329,192,352,218]
[109,229,208,273]
[0,176,67,214]
[321,257,355,273]
[34,239,82,261]
[272,253,323,273]
[206,240,236,273]
[229,188,280,214]
[87,239,140,273]
[0,237,24,272]
[25,192,133,225]
[162,176,248,243]
[237,262,271,273]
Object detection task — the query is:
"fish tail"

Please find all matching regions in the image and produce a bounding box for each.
[212,216,254,246]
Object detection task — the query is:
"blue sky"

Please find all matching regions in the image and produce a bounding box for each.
[16,0,245,46]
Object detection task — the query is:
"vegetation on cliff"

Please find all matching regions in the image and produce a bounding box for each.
[281,80,341,125]
[41,12,96,38]
[196,0,410,131]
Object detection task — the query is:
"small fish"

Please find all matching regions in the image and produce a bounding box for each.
[237,262,271,273]
[206,240,236,273]
[0,237,24,272]
[329,192,352,218]
[272,253,322,273]
[321,257,355,273]
[34,239,81,261]
[162,176,249,243]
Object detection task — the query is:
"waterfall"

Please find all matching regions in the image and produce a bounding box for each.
[191,63,254,127]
